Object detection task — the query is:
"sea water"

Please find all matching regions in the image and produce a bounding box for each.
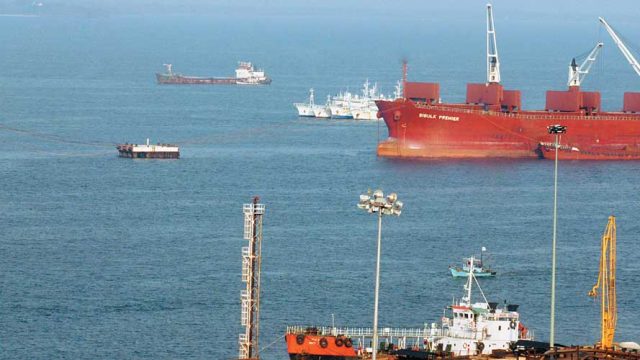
[1,2,639,359]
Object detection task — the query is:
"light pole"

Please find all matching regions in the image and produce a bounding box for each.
[358,190,403,360]
[547,124,566,348]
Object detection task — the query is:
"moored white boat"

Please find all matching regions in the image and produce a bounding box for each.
[312,106,331,118]
[312,95,332,118]
[294,88,316,117]
[349,80,385,120]
[329,91,354,119]
[350,106,379,120]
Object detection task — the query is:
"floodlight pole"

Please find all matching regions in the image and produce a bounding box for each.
[358,190,402,360]
[547,124,566,348]
[372,210,383,360]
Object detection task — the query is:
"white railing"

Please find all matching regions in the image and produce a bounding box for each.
[238,334,249,359]
[286,326,430,338]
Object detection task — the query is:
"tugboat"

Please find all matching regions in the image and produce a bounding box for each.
[449,248,496,278]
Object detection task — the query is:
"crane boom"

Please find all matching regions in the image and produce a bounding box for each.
[568,42,604,87]
[599,17,640,77]
[486,4,500,83]
[588,215,617,349]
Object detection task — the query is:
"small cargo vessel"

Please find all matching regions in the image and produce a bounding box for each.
[156,62,271,85]
[116,139,179,159]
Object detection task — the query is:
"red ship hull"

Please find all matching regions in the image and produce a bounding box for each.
[376,99,640,160]
[285,332,359,360]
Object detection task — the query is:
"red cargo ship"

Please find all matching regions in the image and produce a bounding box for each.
[376,7,640,160]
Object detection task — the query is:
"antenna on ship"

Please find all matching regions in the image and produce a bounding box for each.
[486,4,501,84]
[238,197,265,360]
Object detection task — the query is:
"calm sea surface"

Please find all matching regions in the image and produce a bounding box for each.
[1,4,639,359]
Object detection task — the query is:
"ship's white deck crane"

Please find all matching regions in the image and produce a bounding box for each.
[486,4,501,84]
[163,63,173,76]
[568,43,604,87]
[599,17,640,77]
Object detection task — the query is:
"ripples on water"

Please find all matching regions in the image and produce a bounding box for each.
[1,6,640,359]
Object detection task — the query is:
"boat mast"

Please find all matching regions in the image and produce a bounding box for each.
[599,17,640,77]
[568,42,604,87]
[486,4,501,84]
[462,256,475,306]
[309,88,315,107]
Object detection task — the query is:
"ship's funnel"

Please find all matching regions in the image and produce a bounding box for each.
[506,304,519,312]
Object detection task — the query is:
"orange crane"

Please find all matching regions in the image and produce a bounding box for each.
[588,216,617,349]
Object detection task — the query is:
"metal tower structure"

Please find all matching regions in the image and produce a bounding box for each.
[238,197,265,360]
[589,215,617,349]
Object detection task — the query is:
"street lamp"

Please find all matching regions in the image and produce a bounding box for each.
[547,124,566,348]
[357,189,403,360]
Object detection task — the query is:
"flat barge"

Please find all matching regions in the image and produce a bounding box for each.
[116,139,179,159]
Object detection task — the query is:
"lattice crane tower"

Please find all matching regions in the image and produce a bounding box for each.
[238,197,265,360]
